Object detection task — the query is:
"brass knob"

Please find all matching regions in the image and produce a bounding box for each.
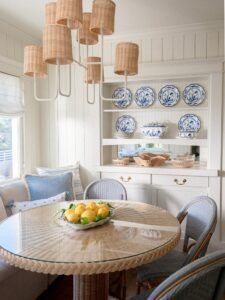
[174,178,187,185]
[120,176,132,183]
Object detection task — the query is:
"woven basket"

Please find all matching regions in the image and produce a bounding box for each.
[114,42,139,76]
[56,0,83,30]
[43,24,73,65]
[84,57,101,84]
[78,13,98,45]
[112,158,129,166]
[45,2,56,25]
[90,0,115,35]
[24,45,47,78]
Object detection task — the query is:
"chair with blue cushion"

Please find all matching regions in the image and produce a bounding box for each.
[136,196,217,293]
[83,178,127,200]
[131,250,225,300]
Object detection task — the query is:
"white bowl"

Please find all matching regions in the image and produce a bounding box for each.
[177,131,197,139]
[141,123,167,138]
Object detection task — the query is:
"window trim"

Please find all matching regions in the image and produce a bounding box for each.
[0,57,24,183]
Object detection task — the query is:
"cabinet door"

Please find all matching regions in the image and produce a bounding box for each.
[155,188,208,217]
[123,183,152,204]
[101,172,152,204]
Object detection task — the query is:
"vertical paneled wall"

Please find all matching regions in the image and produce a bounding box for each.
[101,22,224,65]
[0,20,41,173]
[39,22,224,187]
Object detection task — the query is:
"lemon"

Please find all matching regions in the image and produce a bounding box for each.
[64,209,75,219]
[75,205,86,216]
[97,207,109,218]
[81,209,96,223]
[86,201,98,211]
[98,203,109,210]
[76,203,86,208]
[66,213,79,224]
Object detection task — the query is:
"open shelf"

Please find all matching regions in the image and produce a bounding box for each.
[97,164,218,177]
[103,107,208,113]
[102,138,208,147]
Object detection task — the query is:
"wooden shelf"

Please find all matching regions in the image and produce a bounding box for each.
[103,107,208,113]
[102,138,208,147]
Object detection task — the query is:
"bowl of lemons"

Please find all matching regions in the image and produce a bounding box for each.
[60,201,114,230]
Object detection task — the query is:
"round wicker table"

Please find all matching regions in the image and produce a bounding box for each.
[0,200,180,300]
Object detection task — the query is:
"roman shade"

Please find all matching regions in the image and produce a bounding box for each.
[0,72,24,116]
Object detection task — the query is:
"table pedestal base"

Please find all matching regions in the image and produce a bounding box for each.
[73,274,109,300]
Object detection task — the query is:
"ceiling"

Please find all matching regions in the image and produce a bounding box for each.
[0,0,223,40]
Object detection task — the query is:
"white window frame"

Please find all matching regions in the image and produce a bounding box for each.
[0,56,25,183]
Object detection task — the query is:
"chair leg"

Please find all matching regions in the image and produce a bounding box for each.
[121,271,126,300]
[136,282,142,295]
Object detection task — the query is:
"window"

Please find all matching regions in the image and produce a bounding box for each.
[0,117,22,180]
[0,72,24,181]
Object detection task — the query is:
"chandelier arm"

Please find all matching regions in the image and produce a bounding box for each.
[58,64,72,97]
[73,59,87,69]
[86,83,96,105]
[72,29,87,69]
[34,73,58,102]
[86,45,95,105]
[99,33,128,102]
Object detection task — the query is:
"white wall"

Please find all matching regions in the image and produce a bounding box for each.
[39,21,224,187]
[0,19,41,174]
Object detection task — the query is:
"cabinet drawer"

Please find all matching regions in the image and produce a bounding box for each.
[152,175,208,188]
[101,172,151,185]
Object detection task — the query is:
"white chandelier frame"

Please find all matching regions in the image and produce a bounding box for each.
[33,30,129,104]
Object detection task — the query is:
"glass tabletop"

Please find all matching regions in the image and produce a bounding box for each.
[0,200,180,266]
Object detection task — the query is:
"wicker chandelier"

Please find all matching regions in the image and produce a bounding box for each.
[23,0,139,103]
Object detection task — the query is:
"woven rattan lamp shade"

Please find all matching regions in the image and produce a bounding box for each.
[78,13,98,45]
[84,57,101,83]
[24,46,47,78]
[114,42,139,76]
[45,2,56,25]
[56,0,83,30]
[90,0,115,35]
[43,24,73,65]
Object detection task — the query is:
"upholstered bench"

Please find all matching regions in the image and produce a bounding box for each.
[0,165,84,299]
[0,180,54,300]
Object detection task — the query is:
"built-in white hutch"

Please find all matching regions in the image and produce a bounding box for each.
[97,59,223,245]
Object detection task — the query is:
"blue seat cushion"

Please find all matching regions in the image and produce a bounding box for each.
[136,250,188,283]
[25,172,74,201]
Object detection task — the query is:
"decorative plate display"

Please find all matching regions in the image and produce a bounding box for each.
[158,85,180,107]
[178,114,201,132]
[134,87,155,108]
[116,115,137,134]
[112,87,132,108]
[58,201,115,231]
[183,84,206,106]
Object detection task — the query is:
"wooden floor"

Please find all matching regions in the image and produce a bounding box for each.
[37,270,137,300]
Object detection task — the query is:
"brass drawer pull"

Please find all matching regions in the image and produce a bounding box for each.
[120,176,132,183]
[174,178,187,185]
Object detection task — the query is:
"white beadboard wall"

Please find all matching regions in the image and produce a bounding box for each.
[100,21,224,65]
[39,22,224,187]
[0,19,41,174]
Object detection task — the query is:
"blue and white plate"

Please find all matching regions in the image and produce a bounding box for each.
[116,115,137,134]
[158,85,180,107]
[183,84,206,106]
[112,88,132,108]
[134,87,155,108]
[178,114,201,132]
